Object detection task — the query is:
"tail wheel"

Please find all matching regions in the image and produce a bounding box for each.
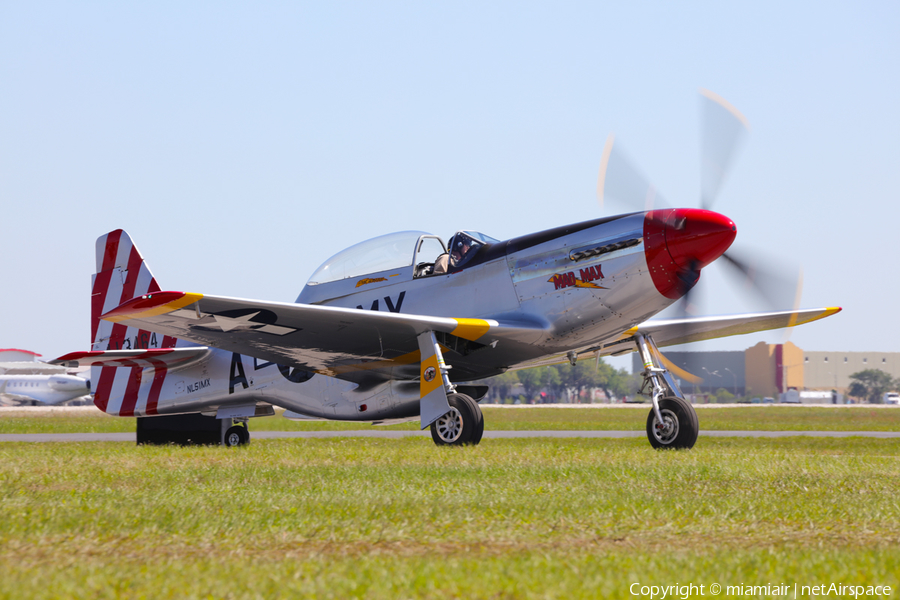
[224,425,249,447]
[430,393,483,446]
[646,396,698,450]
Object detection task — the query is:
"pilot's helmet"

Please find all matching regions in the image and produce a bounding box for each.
[448,232,478,268]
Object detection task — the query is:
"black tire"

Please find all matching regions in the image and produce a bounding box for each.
[238,425,250,446]
[224,425,247,447]
[430,394,479,446]
[458,394,484,445]
[646,396,698,450]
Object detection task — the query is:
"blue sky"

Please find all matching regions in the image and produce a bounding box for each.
[1,2,898,372]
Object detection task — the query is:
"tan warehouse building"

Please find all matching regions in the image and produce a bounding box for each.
[634,342,900,397]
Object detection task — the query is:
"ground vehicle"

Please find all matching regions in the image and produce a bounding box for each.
[779,390,801,404]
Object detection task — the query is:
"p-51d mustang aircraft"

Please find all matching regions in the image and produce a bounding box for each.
[54,93,840,449]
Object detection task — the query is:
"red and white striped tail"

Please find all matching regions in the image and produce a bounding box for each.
[91,230,180,416]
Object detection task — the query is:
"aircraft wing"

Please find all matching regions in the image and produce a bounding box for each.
[94,291,546,383]
[0,393,39,405]
[515,307,841,372]
[619,307,841,350]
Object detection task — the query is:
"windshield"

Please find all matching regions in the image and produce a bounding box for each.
[307,231,432,285]
[448,230,498,269]
[462,231,500,244]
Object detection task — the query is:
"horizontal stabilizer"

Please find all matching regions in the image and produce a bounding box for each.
[51,347,211,369]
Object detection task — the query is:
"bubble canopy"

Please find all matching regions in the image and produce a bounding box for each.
[307,229,499,285]
[307,231,432,285]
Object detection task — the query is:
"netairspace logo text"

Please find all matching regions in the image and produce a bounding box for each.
[630,582,893,599]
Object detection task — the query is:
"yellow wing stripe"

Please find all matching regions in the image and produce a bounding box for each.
[792,307,842,326]
[451,318,491,341]
[621,326,639,338]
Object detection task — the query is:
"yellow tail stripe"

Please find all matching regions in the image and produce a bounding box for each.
[104,293,204,323]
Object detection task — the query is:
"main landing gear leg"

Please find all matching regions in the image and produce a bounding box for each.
[417,331,484,446]
[634,333,698,450]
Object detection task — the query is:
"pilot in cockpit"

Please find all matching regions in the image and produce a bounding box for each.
[433,251,449,274]
[434,232,477,275]
[450,236,472,267]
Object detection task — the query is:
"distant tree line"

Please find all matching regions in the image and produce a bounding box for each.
[847,369,899,404]
[480,361,639,404]
[480,365,900,405]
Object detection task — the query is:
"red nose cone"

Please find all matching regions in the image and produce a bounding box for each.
[643,208,736,299]
[664,208,736,270]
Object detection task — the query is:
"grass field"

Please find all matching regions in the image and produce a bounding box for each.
[3,404,900,434]
[2,422,900,598]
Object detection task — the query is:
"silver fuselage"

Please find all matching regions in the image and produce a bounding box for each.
[105,213,675,421]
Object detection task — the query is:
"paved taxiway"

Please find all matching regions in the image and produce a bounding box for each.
[3,430,900,442]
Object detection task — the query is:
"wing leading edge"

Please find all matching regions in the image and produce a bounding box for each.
[510,307,841,371]
[97,291,546,384]
[623,307,841,349]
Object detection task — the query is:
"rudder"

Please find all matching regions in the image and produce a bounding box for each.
[90,230,180,415]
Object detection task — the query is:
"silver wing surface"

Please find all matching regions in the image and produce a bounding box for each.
[627,307,841,348]
[97,291,546,384]
[512,307,841,370]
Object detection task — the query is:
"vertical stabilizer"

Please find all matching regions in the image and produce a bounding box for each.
[90,230,179,415]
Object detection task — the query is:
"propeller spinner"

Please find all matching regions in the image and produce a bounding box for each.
[598,88,799,311]
[598,89,803,385]
[643,207,737,300]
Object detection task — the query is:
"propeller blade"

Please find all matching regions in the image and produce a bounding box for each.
[699,88,749,209]
[719,249,804,314]
[651,342,704,385]
[666,259,706,387]
[597,134,666,211]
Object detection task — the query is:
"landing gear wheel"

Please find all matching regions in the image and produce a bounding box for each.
[224,425,249,447]
[646,396,698,450]
[458,394,484,445]
[430,393,482,446]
